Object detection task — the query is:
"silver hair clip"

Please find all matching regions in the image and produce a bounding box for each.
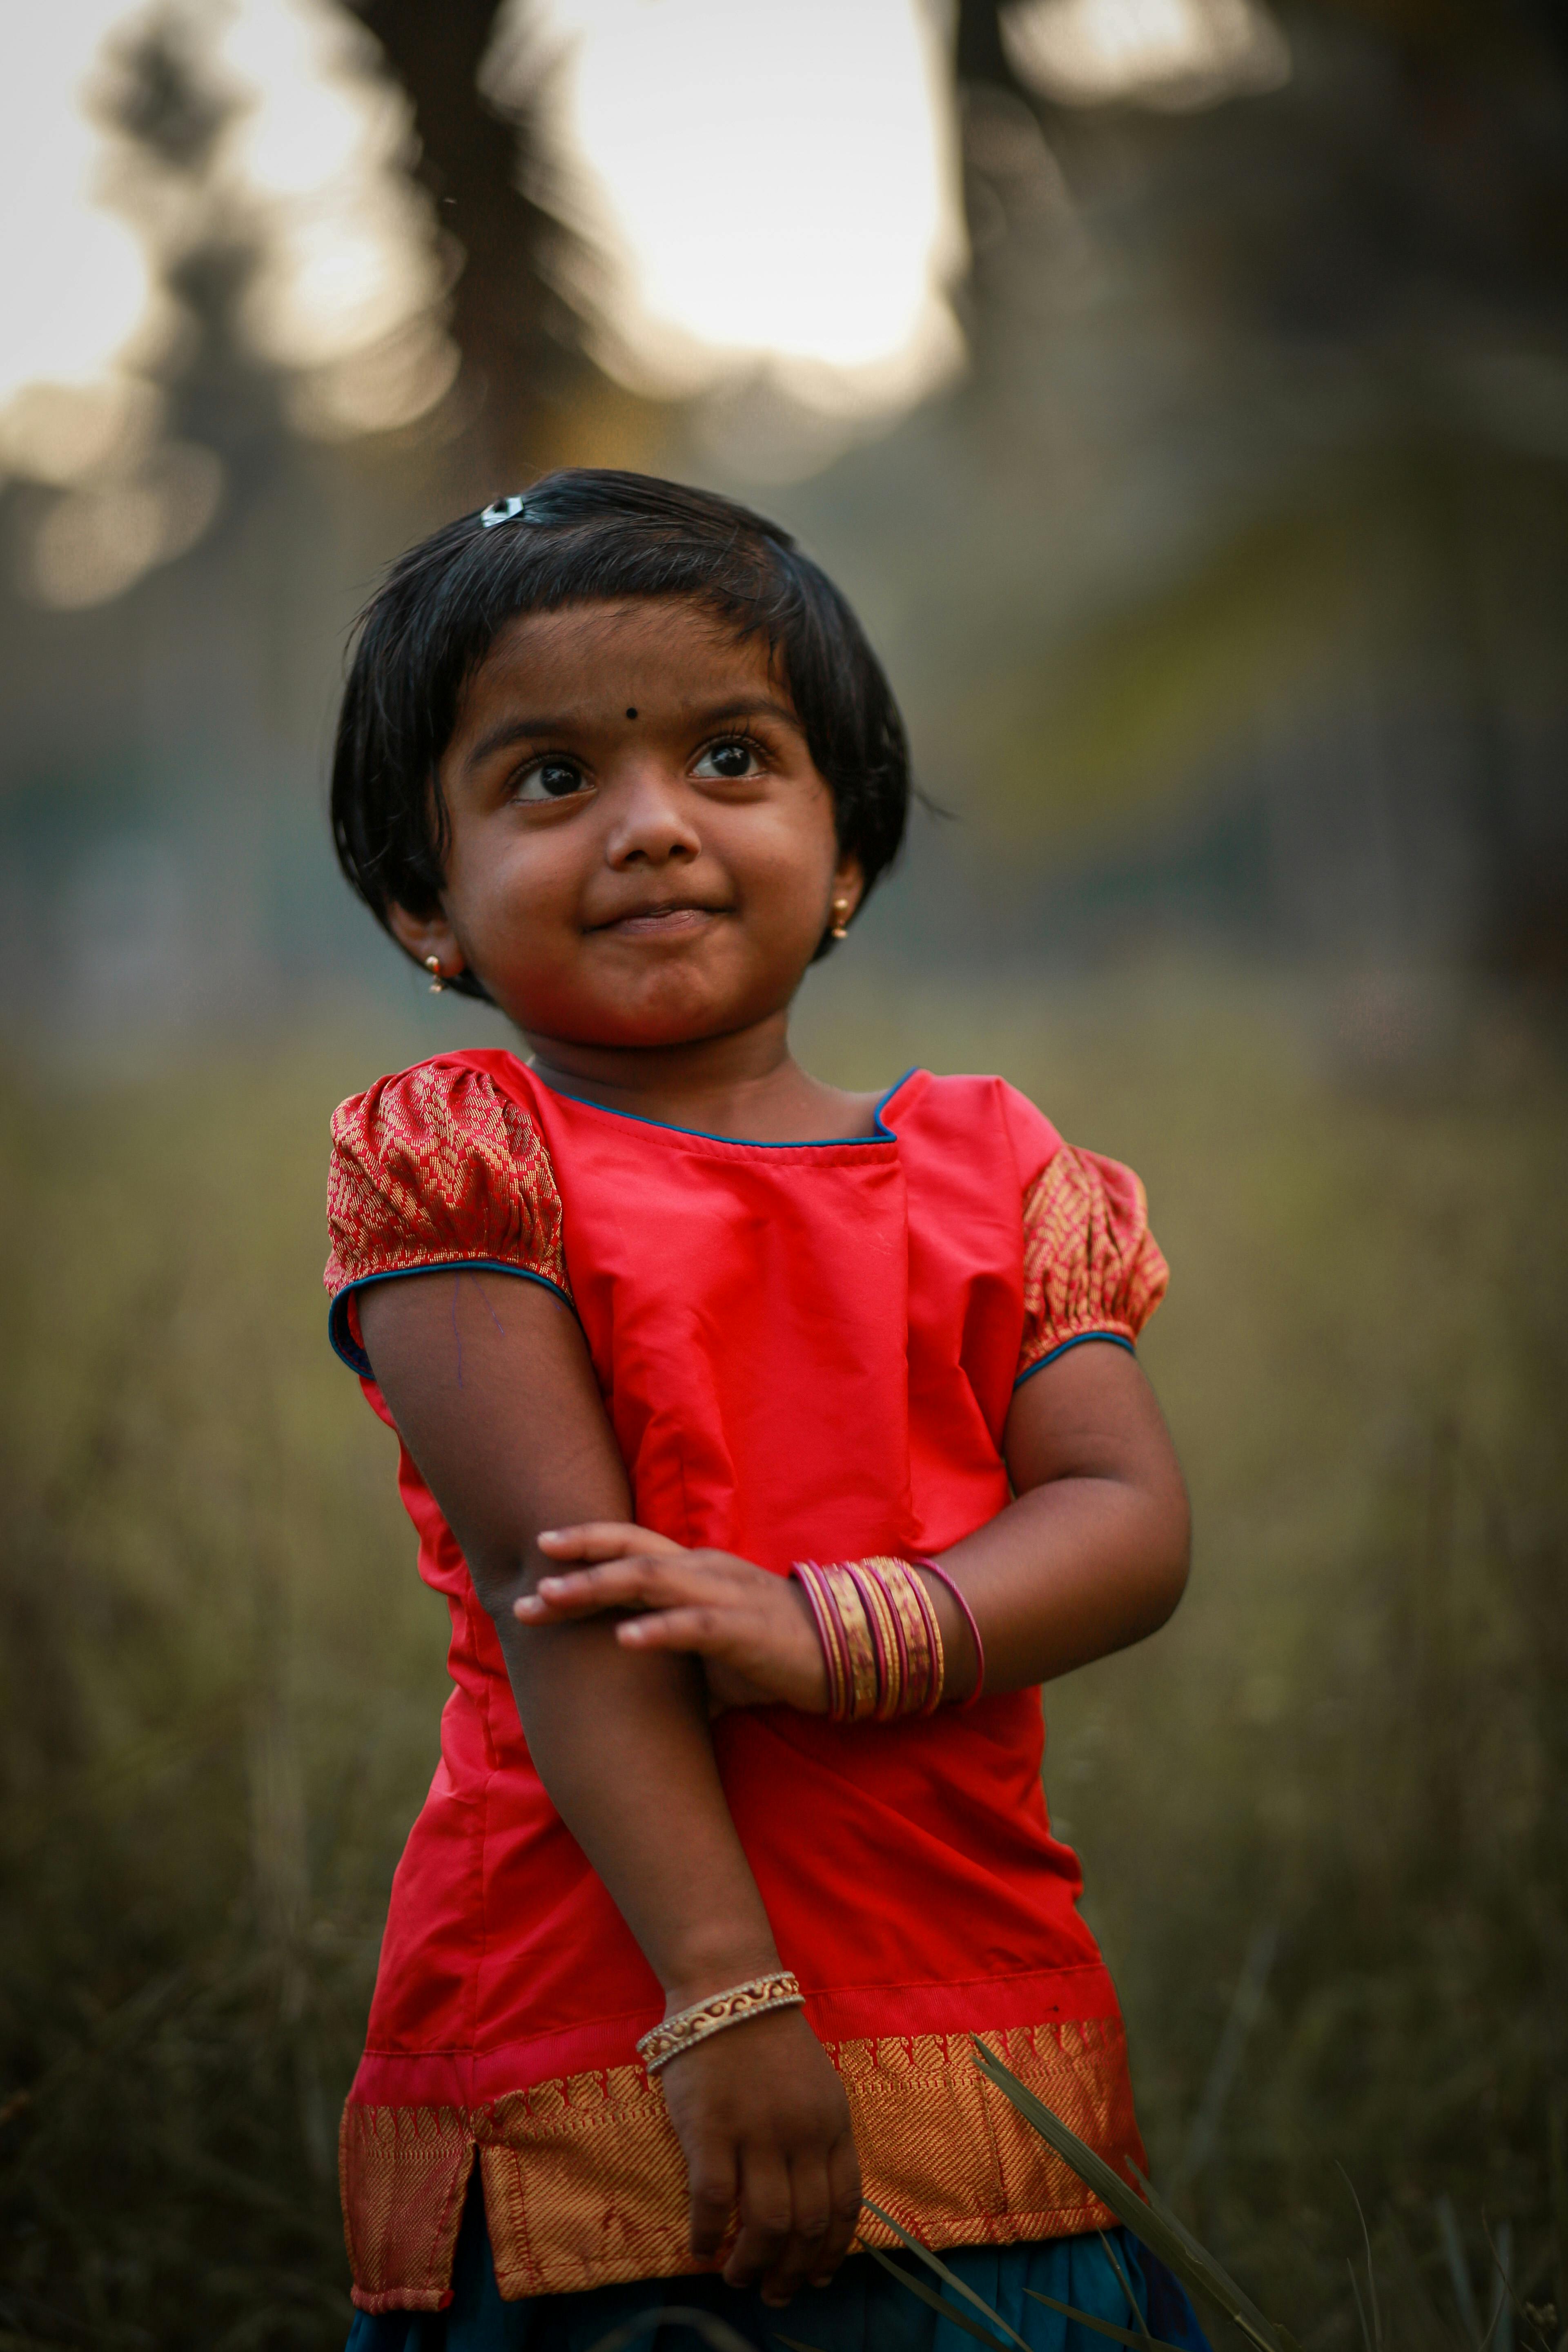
[479,494,530,529]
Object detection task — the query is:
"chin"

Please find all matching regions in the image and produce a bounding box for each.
[599,972,759,1042]
[574,989,767,1051]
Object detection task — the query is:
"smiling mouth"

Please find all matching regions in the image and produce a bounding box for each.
[592,902,728,937]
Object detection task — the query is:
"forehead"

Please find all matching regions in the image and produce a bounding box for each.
[461,597,784,716]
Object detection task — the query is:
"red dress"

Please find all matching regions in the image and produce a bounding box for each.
[324,1055,1168,2314]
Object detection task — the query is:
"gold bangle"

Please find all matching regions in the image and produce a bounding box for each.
[874,1557,946,1715]
[846,1558,904,1719]
[636,1970,804,2073]
[818,1562,879,1720]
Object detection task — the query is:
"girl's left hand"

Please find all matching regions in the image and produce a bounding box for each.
[515,1524,830,1715]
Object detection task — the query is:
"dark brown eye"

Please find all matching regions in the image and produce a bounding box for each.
[515,756,588,803]
[695,739,760,782]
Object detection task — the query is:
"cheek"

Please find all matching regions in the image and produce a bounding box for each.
[448,829,577,949]
[739,800,839,920]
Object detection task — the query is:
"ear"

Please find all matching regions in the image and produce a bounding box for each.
[831,849,865,922]
[386,900,466,984]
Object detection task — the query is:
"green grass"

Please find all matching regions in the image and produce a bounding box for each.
[2,961,1564,2348]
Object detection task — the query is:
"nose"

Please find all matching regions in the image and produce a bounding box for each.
[602,758,702,870]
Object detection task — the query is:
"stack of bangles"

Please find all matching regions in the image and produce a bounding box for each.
[791,1555,985,1722]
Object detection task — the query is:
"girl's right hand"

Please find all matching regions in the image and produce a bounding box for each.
[519,1522,831,1713]
[657,2002,862,2305]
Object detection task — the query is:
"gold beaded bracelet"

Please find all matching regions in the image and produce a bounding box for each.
[635,1969,804,2073]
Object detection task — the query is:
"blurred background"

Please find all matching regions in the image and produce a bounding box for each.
[2,1,1566,2344]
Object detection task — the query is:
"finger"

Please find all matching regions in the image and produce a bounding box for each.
[757,2154,834,2308]
[515,1561,664,1619]
[686,2143,737,2263]
[615,1605,738,1655]
[515,1559,715,1623]
[536,1521,684,1561]
[811,2133,864,2285]
[723,2150,793,2292]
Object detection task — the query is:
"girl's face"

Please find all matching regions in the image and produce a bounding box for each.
[388,598,862,1053]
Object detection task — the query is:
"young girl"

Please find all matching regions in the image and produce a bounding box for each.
[324,471,1202,2352]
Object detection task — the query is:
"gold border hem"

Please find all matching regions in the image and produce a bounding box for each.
[343,2018,1140,2312]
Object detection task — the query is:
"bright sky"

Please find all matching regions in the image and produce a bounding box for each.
[0,0,1281,598]
[1000,0,1288,109]
[504,0,967,414]
[0,3,159,411]
[0,0,967,469]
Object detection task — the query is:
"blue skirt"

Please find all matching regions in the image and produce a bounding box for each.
[346,2178,1210,2352]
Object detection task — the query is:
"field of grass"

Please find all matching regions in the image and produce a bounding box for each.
[2,960,1564,2350]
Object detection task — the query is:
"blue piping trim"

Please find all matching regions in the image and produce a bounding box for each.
[1013,1330,1135,1389]
[327,1261,576,1377]
[530,1067,918,1147]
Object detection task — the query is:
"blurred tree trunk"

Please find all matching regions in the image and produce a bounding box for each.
[954,0,1029,93]
[345,0,575,488]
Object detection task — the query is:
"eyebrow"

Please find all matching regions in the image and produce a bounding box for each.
[462,696,804,774]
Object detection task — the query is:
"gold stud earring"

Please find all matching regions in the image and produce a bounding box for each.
[830,899,851,940]
[424,955,446,993]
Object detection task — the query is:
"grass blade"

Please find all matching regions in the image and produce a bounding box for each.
[1024,2285,1193,2352]
[1482,2218,1518,2352]
[1490,2221,1511,2352]
[862,2197,1192,2352]
[1127,2161,1296,2352]
[1336,2166,1382,2352]
[1133,2164,1297,2352]
[859,2246,1014,2352]
[867,2243,1190,2352]
[971,2038,1285,2352]
[860,2196,1032,2352]
[1100,2228,1157,2351]
[1438,2196,1483,2347]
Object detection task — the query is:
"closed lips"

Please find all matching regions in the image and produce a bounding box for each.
[592,902,727,930]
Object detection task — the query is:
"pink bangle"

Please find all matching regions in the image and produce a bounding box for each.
[793,1561,850,1718]
[843,1559,901,1722]
[914,1557,985,1706]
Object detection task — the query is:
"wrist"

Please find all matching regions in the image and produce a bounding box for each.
[914,1562,982,1704]
[784,1578,832,1712]
[659,1939,782,2014]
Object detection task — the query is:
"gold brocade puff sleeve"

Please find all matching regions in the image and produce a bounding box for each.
[1016,1143,1168,1384]
[324,1058,570,1376]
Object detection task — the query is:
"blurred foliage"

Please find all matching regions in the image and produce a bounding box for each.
[2,973,1565,2346]
[801,966,1568,2346]
[939,442,1568,845]
[0,1045,443,2347]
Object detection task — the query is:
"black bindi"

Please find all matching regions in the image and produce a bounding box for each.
[625,706,638,720]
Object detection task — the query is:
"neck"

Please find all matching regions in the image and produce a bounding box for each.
[521,1013,866,1143]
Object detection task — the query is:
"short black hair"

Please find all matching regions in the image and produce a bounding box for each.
[331,468,910,999]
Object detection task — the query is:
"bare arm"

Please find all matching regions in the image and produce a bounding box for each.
[934,1337,1192,1692]
[522,1339,1189,1704]
[355,1270,859,2301]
